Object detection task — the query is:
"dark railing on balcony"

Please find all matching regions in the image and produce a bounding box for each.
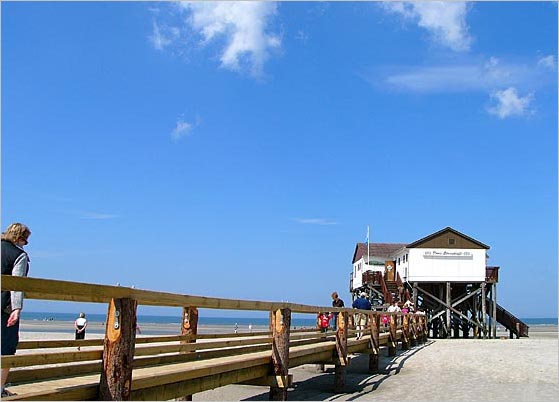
[485,266,499,283]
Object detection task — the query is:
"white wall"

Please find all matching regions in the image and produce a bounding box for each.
[407,248,486,282]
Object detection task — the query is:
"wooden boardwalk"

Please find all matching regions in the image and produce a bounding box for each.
[1,275,428,400]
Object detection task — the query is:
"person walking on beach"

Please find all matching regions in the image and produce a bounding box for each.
[74,312,88,350]
[1,223,31,398]
[331,291,344,330]
[352,292,371,340]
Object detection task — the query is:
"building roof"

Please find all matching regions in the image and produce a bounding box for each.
[352,242,407,263]
[352,227,490,263]
[406,226,490,249]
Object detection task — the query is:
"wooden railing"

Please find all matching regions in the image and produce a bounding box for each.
[485,266,499,283]
[494,302,529,338]
[1,275,429,401]
[395,271,412,303]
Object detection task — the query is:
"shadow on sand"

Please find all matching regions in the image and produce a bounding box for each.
[242,341,434,401]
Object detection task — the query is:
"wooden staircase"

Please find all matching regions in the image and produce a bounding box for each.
[492,300,529,337]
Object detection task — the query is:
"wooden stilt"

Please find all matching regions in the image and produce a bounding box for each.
[99,298,137,401]
[481,282,487,339]
[446,282,451,339]
[492,283,497,339]
[269,308,290,401]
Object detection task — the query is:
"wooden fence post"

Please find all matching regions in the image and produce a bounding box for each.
[421,316,428,343]
[176,306,198,401]
[388,314,397,356]
[402,314,409,350]
[99,298,137,400]
[269,308,290,401]
[410,315,417,347]
[368,313,380,372]
[334,311,348,393]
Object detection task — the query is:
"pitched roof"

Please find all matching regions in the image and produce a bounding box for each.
[352,242,407,263]
[406,226,490,249]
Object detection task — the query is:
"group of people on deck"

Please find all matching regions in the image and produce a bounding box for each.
[318,290,421,339]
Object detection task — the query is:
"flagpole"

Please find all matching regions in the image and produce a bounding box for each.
[367,225,370,268]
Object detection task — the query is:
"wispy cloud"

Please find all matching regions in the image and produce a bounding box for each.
[381,1,472,52]
[293,218,338,226]
[363,55,553,119]
[371,56,551,94]
[153,2,281,77]
[537,55,556,70]
[149,21,180,51]
[171,118,193,141]
[79,211,119,220]
[487,87,535,119]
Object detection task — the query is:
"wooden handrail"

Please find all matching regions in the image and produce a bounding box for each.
[1,275,345,314]
[1,274,429,400]
[396,271,412,303]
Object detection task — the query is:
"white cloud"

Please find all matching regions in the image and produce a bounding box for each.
[80,212,119,220]
[179,2,281,77]
[294,218,338,226]
[382,1,472,52]
[487,87,534,119]
[149,22,179,51]
[537,55,556,70]
[171,119,193,141]
[376,56,552,93]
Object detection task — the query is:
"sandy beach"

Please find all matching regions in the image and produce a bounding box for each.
[14,324,558,401]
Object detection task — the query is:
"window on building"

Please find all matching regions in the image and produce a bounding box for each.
[397,257,400,265]
[449,238,456,245]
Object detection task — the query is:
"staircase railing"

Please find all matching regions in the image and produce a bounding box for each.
[492,301,529,337]
[378,274,393,305]
[396,271,412,303]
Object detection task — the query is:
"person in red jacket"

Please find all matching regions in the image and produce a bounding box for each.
[318,312,333,333]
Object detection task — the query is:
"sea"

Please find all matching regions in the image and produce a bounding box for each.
[21,311,557,333]
[21,311,319,334]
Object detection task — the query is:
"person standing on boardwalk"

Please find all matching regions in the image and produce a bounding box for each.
[318,312,333,333]
[74,312,88,350]
[387,299,401,313]
[1,223,31,398]
[331,291,345,330]
[352,292,371,340]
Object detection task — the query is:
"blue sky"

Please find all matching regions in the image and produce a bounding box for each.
[2,1,557,319]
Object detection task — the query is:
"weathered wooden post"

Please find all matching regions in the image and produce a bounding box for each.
[388,314,397,356]
[368,313,380,372]
[402,313,409,350]
[410,314,417,347]
[269,308,290,401]
[421,315,428,343]
[446,282,451,339]
[481,282,487,339]
[99,298,137,400]
[334,311,348,393]
[176,306,198,401]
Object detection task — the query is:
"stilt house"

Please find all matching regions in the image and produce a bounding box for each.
[350,227,528,339]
